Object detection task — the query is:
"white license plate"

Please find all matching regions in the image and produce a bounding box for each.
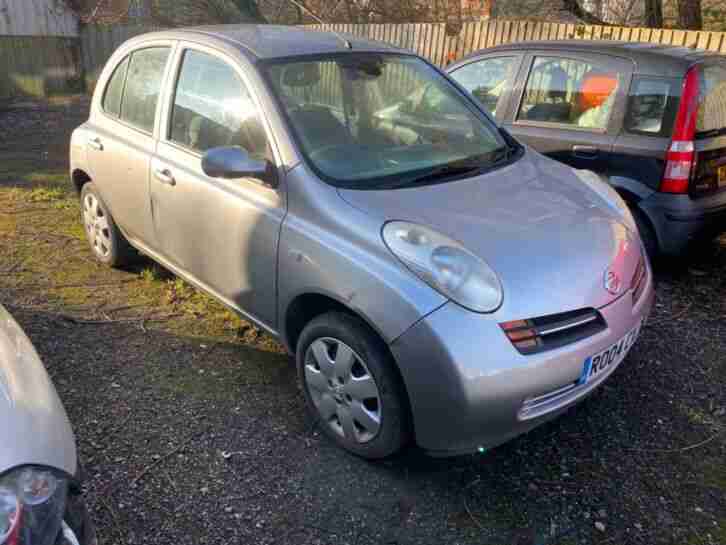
[579,321,642,385]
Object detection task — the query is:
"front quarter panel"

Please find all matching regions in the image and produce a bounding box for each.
[278,164,447,351]
[0,305,76,476]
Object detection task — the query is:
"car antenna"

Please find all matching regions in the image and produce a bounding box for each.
[287,0,352,49]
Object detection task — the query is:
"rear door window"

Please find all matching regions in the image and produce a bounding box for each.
[102,56,129,117]
[517,56,619,130]
[697,63,726,138]
[120,47,171,133]
[625,77,678,137]
[450,56,518,117]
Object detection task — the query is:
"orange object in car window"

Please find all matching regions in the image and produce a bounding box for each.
[577,72,618,112]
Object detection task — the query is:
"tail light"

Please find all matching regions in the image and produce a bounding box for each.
[660,66,700,194]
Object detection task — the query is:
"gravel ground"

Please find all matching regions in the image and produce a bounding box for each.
[1,98,725,545]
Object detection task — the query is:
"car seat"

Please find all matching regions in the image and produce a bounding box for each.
[523,65,572,123]
[575,71,617,128]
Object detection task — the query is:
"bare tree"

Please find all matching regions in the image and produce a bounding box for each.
[677,0,703,29]
[149,0,266,25]
[644,0,663,27]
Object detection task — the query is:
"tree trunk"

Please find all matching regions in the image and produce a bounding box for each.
[229,0,267,22]
[644,0,663,27]
[677,0,703,29]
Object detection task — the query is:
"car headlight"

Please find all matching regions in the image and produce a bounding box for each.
[382,221,503,313]
[574,169,637,232]
[0,467,68,545]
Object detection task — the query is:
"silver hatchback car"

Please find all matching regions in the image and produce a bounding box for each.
[70,25,654,458]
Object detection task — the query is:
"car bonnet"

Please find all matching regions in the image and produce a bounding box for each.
[0,305,77,477]
[337,149,642,320]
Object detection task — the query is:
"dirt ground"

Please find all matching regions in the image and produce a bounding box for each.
[1,98,725,545]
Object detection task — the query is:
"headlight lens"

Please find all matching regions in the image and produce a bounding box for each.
[0,467,67,545]
[383,221,503,312]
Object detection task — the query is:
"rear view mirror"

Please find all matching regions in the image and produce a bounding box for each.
[201,146,277,187]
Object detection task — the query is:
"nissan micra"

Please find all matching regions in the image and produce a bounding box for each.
[70,25,654,458]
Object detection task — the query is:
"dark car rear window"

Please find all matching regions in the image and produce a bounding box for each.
[625,76,679,138]
[696,63,726,138]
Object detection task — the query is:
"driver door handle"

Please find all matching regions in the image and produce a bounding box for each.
[88,137,103,151]
[572,145,599,159]
[154,168,176,186]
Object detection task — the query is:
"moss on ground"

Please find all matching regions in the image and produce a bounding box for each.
[0,162,284,354]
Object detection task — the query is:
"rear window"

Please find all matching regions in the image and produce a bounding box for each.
[625,77,679,137]
[696,63,726,138]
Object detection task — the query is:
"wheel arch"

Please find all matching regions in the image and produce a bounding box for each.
[285,290,415,442]
[72,169,92,194]
[283,291,386,354]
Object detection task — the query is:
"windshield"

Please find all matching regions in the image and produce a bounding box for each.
[265,53,508,189]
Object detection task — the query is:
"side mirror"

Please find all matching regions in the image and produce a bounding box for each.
[201,146,277,187]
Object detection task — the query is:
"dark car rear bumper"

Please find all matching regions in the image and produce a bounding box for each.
[639,191,726,255]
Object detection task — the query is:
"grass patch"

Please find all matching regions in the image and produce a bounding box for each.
[0,166,284,354]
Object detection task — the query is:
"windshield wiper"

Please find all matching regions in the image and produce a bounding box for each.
[384,146,517,190]
[388,163,485,189]
[491,144,515,164]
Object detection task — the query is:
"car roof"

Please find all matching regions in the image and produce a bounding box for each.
[454,39,723,77]
[127,24,406,61]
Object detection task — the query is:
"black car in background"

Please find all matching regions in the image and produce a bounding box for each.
[448,40,726,257]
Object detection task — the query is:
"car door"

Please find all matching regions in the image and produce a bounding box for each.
[150,44,285,329]
[448,53,523,123]
[502,51,633,173]
[86,44,174,247]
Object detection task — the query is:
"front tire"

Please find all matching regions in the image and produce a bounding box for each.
[296,312,410,459]
[80,182,134,267]
[633,208,658,261]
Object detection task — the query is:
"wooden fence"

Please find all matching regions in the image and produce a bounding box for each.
[307,20,726,67]
[5,18,726,101]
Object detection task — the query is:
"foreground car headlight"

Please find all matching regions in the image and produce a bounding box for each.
[0,468,67,545]
[383,221,503,312]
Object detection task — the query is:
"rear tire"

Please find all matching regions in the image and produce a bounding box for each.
[80,182,135,268]
[296,312,410,459]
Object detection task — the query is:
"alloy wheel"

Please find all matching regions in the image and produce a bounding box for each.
[82,193,111,259]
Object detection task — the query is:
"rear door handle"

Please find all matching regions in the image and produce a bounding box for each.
[154,168,176,186]
[88,137,103,151]
[572,145,599,159]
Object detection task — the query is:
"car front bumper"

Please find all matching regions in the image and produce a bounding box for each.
[390,263,655,457]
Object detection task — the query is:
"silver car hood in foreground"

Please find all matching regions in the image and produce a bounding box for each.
[0,305,76,476]
[339,149,641,320]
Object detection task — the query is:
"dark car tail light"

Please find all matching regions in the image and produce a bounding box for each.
[500,309,606,355]
[660,66,700,194]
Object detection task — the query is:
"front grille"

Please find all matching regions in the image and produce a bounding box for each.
[500,308,607,355]
[631,252,647,305]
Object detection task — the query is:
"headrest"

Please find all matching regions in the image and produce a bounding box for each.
[547,66,569,95]
[282,63,320,87]
[578,71,618,111]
